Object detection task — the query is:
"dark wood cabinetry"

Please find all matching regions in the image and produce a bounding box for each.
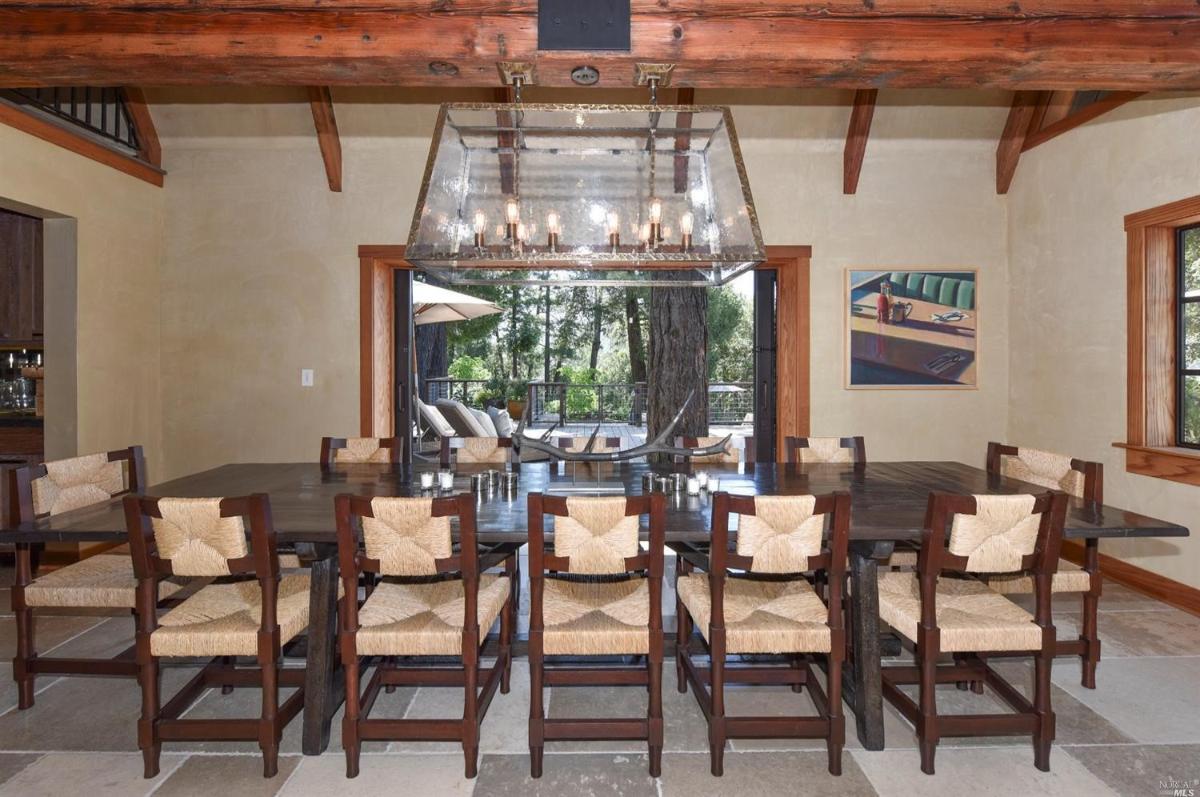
[0,209,44,343]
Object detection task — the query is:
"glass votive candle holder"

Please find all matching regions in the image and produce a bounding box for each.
[686,476,701,495]
[438,470,455,491]
[696,471,709,489]
[419,472,435,491]
[708,477,721,493]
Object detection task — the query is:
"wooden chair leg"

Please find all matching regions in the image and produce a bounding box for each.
[342,653,362,778]
[709,629,726,777]
[500,572,516,695]
[648,647,663,777]
[1033,650,1055,771]
[13,602,35,710]
[138,657,162,779]
[462,654,479,779]
[826,654,845,776]
[675,561,690,694]
[220,655,235,694]
[528,640,545,779]
[917,645,938,776]
[260,659,280,778]
[791,654,805,693]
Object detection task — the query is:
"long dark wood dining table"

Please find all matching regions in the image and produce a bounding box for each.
[7,459,1188,755]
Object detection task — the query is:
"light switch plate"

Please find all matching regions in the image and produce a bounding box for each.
[301,369,314,387]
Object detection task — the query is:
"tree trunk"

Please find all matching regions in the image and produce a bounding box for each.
[509,286,519,379]
[626,291,648,425]
[589,289,602,372]
[648,284,708,452]
[414,321,448,402]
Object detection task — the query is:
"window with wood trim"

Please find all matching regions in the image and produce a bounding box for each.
[1178,224,1200,448]
[1120,195,1200,485]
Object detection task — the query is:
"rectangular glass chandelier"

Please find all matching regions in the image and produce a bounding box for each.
[405,103,765,288]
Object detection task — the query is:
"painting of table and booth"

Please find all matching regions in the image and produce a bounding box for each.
[846,269,978,389]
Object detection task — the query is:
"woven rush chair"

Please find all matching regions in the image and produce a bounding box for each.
[320,436,404,465]
[676,491,851,776]
[675,435,755,464]
[441,436,513,467]
[785,436,866,465]
[984,442,1104,687]
[335,493,516,779]
[878,491,1069,774]
[124,493,312,778]
[7,447,189,708]
[527,492,666,778]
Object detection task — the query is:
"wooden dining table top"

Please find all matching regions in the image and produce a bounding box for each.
[6,460,1188,547]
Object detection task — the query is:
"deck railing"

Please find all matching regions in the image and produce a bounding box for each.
[425,378,751,426]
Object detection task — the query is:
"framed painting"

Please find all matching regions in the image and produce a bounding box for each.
[845,269,978,389]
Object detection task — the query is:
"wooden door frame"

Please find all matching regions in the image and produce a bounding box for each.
[358,244,811,458]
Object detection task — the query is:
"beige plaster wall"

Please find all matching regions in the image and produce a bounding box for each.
[156,95,1009,477]
[0,125,165,476]
[1007,94,1200,589]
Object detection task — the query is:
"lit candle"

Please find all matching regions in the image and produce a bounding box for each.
[680,211,694,250]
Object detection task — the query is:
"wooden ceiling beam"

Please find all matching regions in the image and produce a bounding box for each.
[996,90,1044,194]
[120,86,160,167]
[843,88,877,195]
[306,85,341,192]
[0,9,1197,89]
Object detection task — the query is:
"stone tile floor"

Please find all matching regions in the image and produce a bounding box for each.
[0,568,1198,796]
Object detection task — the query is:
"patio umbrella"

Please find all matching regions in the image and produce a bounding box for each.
[413,281,503,326]
[708,383,746,393]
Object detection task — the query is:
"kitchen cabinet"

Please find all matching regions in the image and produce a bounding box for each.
[0,209,43,343]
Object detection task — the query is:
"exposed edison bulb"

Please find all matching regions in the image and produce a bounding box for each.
[516,222,529,243]
[546,211,561,235]
[505,198,521,225]
[473,209,488,234]
[648,198,663,224]
[494,224,506,239]
[639,222,652,243]
[606,211,620,235]
[680,211,695,236]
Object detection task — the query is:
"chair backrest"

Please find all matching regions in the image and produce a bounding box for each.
[435,399,489,437]
[8,446,144,525]
[441,436,512,466]
[710,491,850,577]
[334,493,471,579]
[986,442,1101,503]
[675,435,754,464]
[920,491,1068,578]
[528,492,665,576]
[556,436,622,455]
[785,436,866,465]
[320,436,404,465]
[416,398,457,438]
[123,493,277,579]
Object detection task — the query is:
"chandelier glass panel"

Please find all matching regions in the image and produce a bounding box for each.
[405,103,765,287]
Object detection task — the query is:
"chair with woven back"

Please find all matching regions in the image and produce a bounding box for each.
[983,442,1104,687]
[334,493,516,778]
[676,491,851,776]
[784,436,866,465]
[319,436,404,464]
[6,446,189,708]
[441,436,513,467]
[878,490,1069,774]
[123,492,312,778]
[527,492,666,778]
[675,435,755,464]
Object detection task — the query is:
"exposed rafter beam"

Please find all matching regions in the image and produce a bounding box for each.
[120,86,160,167]
[494,86,516,197]
[307,85,341,192]
[843,89,877,195]
[996,91,1043,194]
[0,5,1197,89]
[1022,91,1145,151]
